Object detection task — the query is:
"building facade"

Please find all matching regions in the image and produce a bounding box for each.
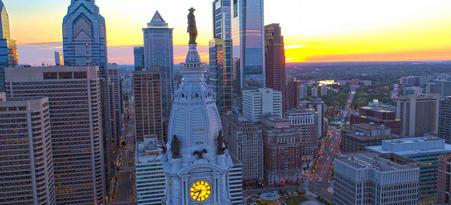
[334,152,419,205]
[62,0,107,68]
[5,66,106,205]
[439,97,451,143]
[134,47,145,71]
[286,77,301,111]
[286,108,319,166]
[350,101,401,135]
[396,94,440,136]
[264,24,286,111]
[367,136,451,204]
[143,11,174,132]
[133,71,164,141]
[54,51,63,66]
[262,117,304,186]
[209,0,233,113]
[242,88,282,122]
[341,123,399,154]
[0,1,17,92]
[232,0,265,90]
[136,136,165,205]
[0,97,56,205]
[437,153,451,204]
[221,113,263,186]
[427,79,451,97]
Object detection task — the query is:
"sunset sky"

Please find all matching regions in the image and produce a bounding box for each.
[5,0,451,65]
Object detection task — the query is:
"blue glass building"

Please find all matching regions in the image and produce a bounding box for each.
[0,1,11,92]
[232,0,265,91]
[143,11,174,131]
[210,0,233,112]
[62,0,107,68]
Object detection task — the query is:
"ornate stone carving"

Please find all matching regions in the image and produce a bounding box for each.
[171,135,181,158]
[217,131,226,155]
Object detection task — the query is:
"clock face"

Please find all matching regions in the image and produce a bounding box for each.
[190,180,211,202]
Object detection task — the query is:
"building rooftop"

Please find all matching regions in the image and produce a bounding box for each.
[337,152,418,172]
[367,136,451,156]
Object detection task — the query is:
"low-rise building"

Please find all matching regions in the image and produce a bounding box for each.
[367,136,451,204]
[341,123,399,153]
[350,101,401,134]
[334,152,420,205]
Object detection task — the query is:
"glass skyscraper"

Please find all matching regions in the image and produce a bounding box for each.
[0,1,15,92]
[143,11,174,131]
[62,0,107,68]
[210,0,233,112]
[232,0,265,91]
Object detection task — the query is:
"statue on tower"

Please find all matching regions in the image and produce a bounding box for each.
[187,7,198,45]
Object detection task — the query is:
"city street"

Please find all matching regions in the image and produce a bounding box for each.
[110,106,136,205]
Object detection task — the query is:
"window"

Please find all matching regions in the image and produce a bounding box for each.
[43,72,58,80]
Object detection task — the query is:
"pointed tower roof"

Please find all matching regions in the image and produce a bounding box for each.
[148,11,168,28]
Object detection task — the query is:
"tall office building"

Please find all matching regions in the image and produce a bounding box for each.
[135,136,165,205]
[232,0,265,90]
[368,136,451,204]
[334,152,420,205]
[54,51,63,66]
[5,66,106,205]
[396,94,440,136]
[210,0,233,112]
[264,23,286,111]
[0,97,56,205]
[222,113,264,186]
[286,108,319,166]
[0,1,17,92]
[437,153,451,204]
[427,79,451,97]
[107,65,123,146]
[143,11,174,132]
[301,98,326,138]
[133,71,164,141]
[286,77,301,110]
[134,47,145,71]
[262,117,304,186]
[62,0,107,68]
[242,88,282,122]
[439,97,451,143]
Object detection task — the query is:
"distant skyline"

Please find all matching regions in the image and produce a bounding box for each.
[5,0,451,65]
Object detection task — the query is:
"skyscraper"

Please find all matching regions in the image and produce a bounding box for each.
[242,88,282,122]
[396,94,440,136]
[286,77,301,110]
[133,71,164,141]
[439,97,451,143]
[143,11,174,133]
[265,23,286,110]
[0,97,56,205]
[134,47,145,71]
[210,0,233,112]
[222,113,264,186]
[0,1,17,92]
[437,153,451,204]
[62,0,107,68]
[232,0,265,91]
[5,66,106,205]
